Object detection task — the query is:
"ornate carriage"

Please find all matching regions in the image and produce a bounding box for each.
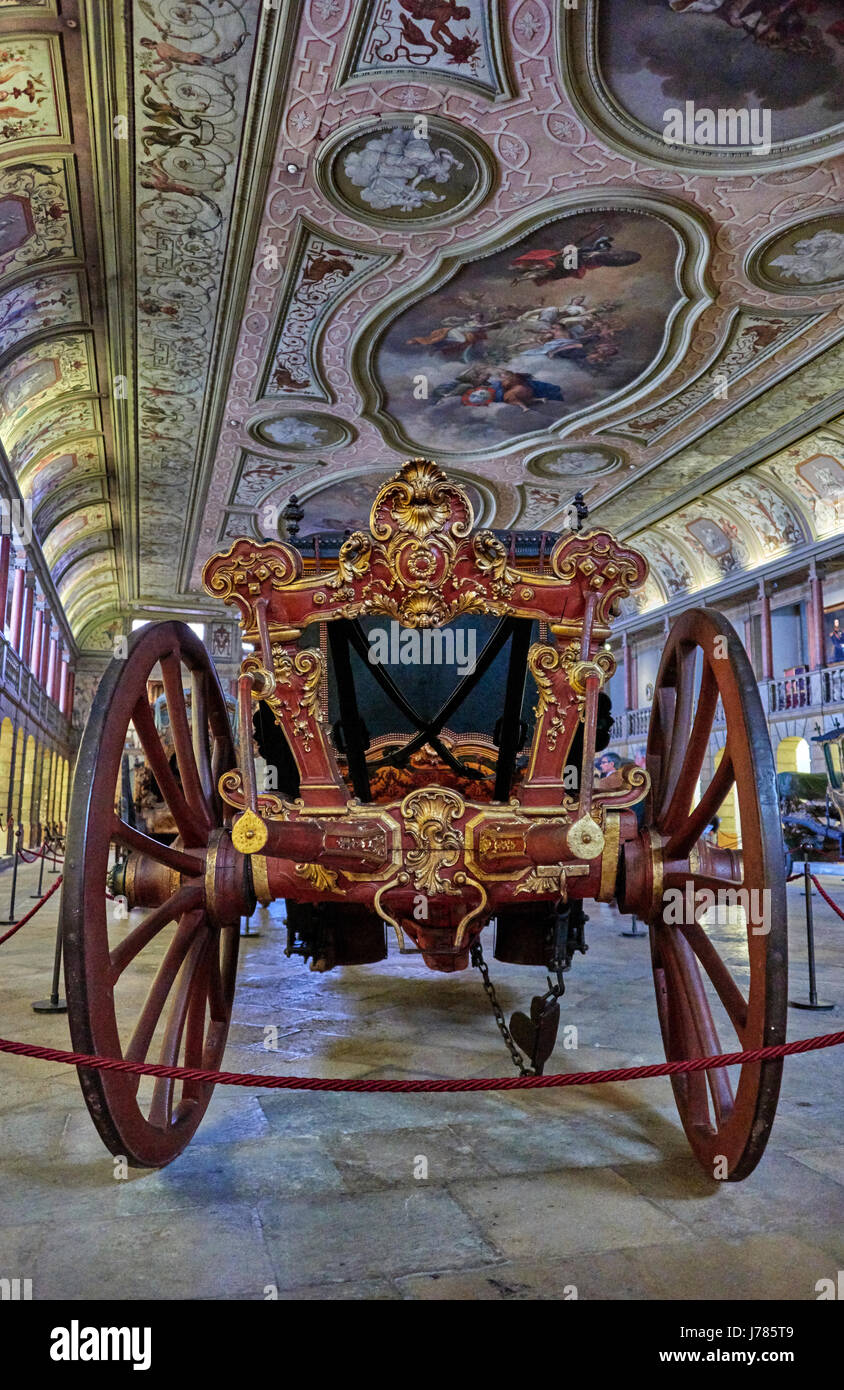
[62,461,787,1177]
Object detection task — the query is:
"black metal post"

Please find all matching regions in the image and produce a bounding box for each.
[30,835,46,899]
[621,915,646,939]
[32,899,67,1014]
[790,862,833,1010]
[1,823,22,925]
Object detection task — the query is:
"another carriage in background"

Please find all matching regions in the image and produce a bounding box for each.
[62,461,787,1179]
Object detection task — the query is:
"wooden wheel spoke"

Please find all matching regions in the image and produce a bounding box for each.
[661,929,734,1131]
[109,883,203,982]
[148,924,207,1129]
[190,668,214,807]
[661,662,719,835]
[112,816,203,877]
[160,652,212,833]
[125,910,206,1071]
[677,918,749,1038]
[130,696,208,847]
[657,645,698,822]
[665,751,735,860]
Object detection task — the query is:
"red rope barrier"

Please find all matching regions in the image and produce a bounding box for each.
[0,1028,841,1092]
[810,873,844,923]
[0,874,62,946]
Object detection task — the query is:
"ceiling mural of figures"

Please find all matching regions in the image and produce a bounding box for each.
[371,210,683,455]
[589,0,844,159]
[316,116,496,228]
[0,35,65,145]
[0,334,93,445]
[337,0,513,98]
[750,212,844,292]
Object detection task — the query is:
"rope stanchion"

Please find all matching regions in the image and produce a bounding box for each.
[810,873,844,923]
[0,1027,842,1092]
[0,874,62,947]
[791,862,834,1011]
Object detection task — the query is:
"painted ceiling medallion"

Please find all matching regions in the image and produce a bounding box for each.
[749,214,844,293]
[316,115,495,228]
[526,445,621,480]
[365,204,700,458]
[337,0,513,99]
[249,411,355,453]
[564,0,844,170]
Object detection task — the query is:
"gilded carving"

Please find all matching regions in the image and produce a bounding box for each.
[401,787,465,896]
[295,861,345,894]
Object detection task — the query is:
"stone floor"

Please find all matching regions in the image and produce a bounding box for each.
[0,855,842,1301]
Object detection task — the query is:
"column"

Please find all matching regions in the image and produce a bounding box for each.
[58,651,70,713]
[52,643,64,706]
[8,558,25,651]
[38,609,51,686]
[19,573,35,666]
[30,602,43,677]
[759,579,773,681]
[808,560,825,671]
[46,632,58,700]
[65,667,75,722]
[0,534,10,634]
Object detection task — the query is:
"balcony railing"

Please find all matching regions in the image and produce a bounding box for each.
[608,663,844,743]
[0,632,71,741]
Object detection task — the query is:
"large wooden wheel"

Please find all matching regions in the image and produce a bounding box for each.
[63,622,249,1168]
[645,608,787,1181]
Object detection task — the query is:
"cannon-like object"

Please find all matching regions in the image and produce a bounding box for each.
[61,462,786,1175]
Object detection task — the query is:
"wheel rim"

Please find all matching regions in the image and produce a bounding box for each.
[645,608,787,1180]
[62,622,241,1168]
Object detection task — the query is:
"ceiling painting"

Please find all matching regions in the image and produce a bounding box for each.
[0,271,83,358]
[42,501,110,573]
[133,0,263,596]
[0,35,66,146]
[525,444,623,481]
[8,396,100,475]
[20,438,104,513]
[368,207,690,457]
[0,333,93,446]
[566,0,844,169]
[760,442,844,540]
[33,474,108,540]
[0,159,76,282]
[336,0,513,99]
[614,311,825,445]
[261,224,392,400]
[315,115,496,228]
[749,212,844,293]
[229,451,319,509]
[248,409,355,453]
[52,531,114,589]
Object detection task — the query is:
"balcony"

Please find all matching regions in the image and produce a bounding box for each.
[608,663,844,745]
[0,632,71,742]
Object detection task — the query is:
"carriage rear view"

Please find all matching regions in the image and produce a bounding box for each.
[61,461,787,1176]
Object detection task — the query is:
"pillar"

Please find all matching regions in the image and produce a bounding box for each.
[64,667,75,721]
[759,579,773,681]
[30,603,43,676]
[808,560,825,671]
[8,560,25,651]
[38,610,51,686]
[52,643,64,706]
[0,534,10,634]
[19,573,35,665]
[46,633,58,701]
[58,651,70,713]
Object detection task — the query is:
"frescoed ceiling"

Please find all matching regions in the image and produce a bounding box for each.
[0,0,842,656]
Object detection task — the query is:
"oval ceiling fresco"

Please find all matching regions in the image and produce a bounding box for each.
[370,208,685,457]
[565,0,844,168]
[749,213,844,293]
[316,116,495,228]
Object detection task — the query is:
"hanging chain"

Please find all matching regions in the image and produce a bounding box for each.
[470,939,533,1077]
